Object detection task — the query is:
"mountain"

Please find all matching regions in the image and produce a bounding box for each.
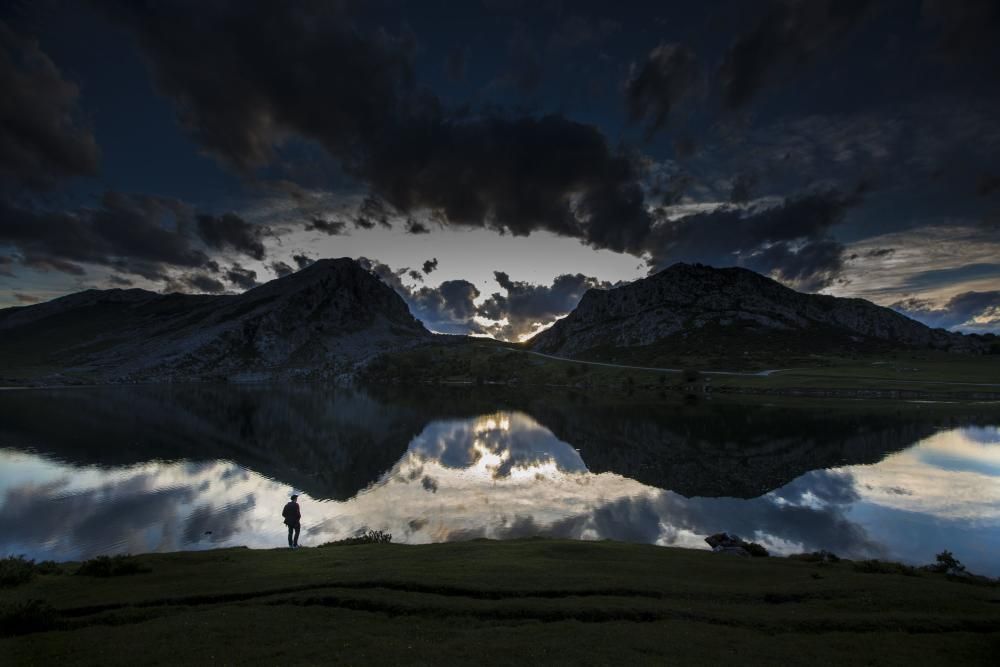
[529,263,986,363]
[0,258,430,384]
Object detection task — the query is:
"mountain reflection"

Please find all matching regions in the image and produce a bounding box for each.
[0,386,998,574]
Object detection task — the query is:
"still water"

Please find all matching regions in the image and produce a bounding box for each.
[1,385,998,574]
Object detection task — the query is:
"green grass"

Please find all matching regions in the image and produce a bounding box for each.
[2,540,998,665]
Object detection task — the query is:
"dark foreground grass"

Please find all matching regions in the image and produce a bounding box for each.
[1,540,998,665]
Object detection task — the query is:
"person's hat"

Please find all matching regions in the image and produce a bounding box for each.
[290,493,299,499]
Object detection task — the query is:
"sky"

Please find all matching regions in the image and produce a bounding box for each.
[1,0,999,339]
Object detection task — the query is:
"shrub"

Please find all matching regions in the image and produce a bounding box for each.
[853,559,917,576]
[0,556,35,588]
[923,550,967,574]
[789,550,840,564]
[0,599,58,637]
[76,554,151,577]
[34,560,63,575]
[319,530,393,547]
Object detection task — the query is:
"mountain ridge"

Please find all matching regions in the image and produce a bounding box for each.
[529,262,987,361]
[0,258,431,384]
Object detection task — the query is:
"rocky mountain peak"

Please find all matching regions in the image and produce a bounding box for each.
[531,263,985,360]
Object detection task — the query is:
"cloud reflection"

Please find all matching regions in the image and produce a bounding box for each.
[1,411,998,574]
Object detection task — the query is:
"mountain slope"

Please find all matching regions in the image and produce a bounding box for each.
[529,263,985,364]
[0,258,430,384]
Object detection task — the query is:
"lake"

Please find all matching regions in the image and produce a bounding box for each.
[1,385,998,575]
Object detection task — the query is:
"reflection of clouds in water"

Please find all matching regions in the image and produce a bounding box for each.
[308,419,886,560]
[432,471,883,560]
[2,421,999,573]
[0,453,279,560]
[848,428,1000,520]
[406,413,587,478]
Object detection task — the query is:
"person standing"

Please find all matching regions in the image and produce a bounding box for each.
[282,493,301,549]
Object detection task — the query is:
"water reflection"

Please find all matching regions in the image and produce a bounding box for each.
[0,386,998,575]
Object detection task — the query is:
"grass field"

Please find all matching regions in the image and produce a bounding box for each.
[360,340,1000,399]
[2,540,998,665]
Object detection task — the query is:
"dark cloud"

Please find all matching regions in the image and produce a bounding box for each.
[646,188,863,290]
[422,258,438,274]
[478,271,614,340]
[14,292,40,303]
[549,16,620,51]
[101,1,655,259]
[404,218,430,234]
[744,238,846,293]
[358,256,482,335]
[0,21,100,190]
[977,174,1000,197]
[892,290,1000,332]
[922,0,1000,62]
[354,195,393,230]
[409,280,482,334]
[728,173,756,204]
[0,191,210,281]
[407,269,423,282]
[107,274,134,286]
[305,217,348,235]
[445,45,467,82]
[224,263,259,291]
[673,136,696,158]
[625,43,699,138]
[196,212,267,260]
[501,25,542,94]
[719,0,875,110]
[270,260,294,278]
[0,255,14,277]
[177,272,226,294]
[292,253,314,270]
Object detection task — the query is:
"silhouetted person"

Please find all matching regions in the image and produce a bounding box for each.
[282,493,301,548]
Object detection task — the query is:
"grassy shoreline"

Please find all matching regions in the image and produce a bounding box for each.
[3,540,998,665]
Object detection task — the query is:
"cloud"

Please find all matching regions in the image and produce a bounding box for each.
[177,272,226,294]
[719,0,875,110]
[625,43,699,137]
[107,274,133,286]
[977,174,1000,197]
[196,212,268,260]
[645,188,863,290]
[0,191,211,281]
[404,218,430,234]
[305,217,348,235]
[922,0,1000,61]
[478,271,614,340]
[0,21,100,190]
[500,25,542,94]
[422,258,438,274]
[409,280,482,334]
[101,1,656,259]
[14,292,40,303]
[357,256,482,335]
[270,261,294,278]
[224,263,259,291]
[292,254,314,270]
[892,290,1000,332]
[354,195,393,230]
[445,45,467,82]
